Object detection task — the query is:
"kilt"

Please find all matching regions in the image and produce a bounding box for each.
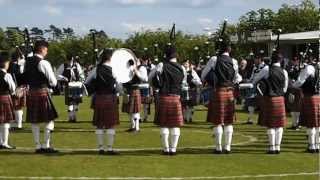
[285,88,303,112]
[141,88,153,104]
[155,95,183,127]
[259,96,286,128]
[64,86,83,106]
[26,89,58,123]
[93,94,119,129]
[245,97,256,107]
[122,89,141,113]
[300,95,320,128]
[0,95,15,124]
[207,87,235,125]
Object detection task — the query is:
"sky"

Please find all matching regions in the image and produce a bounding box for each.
[0,0,318,39]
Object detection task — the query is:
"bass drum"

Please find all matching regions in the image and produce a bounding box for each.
[110,48,137,84]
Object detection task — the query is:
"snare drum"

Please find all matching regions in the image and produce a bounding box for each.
[65,81,84,105]
[239,83,256,99]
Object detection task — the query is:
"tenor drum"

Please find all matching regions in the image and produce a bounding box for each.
[110,48,137,84]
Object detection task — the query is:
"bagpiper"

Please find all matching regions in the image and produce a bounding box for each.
[292,54,320,153]
[23,40,59,154]
[0,51,16,149]
[8,48,26,130]
[255,50,289,154]
[85,49,120,155]
[150,46,186,155]
[201,40,242,154]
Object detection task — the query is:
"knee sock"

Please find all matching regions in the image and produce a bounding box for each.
[160,128,169,152]
[248,106,254,121]
[170,128,180,153]
[31,124,41,149]
[106,129,115,151]
[1,123,10,146]
[214,125,223,151]
[224,125,233,151]
[275,127,283,151]
[307,128,316,150]
[267,128,276,151]
[96,129,105,151]
[44,121,55,149]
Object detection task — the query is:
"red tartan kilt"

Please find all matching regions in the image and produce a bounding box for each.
[155,95,183,127]
[93,94,119,129]
[0,95,15,124]
[122,89,141,113]
[12,94,26,110]
[259,96,287,128]
[285,88,303,112]
[234,88,240,98]
[26,89,57,123]
[207,88,235,125]
[300,95,320,128]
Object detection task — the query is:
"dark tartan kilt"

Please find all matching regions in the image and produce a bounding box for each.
[141,95,153,105]
[207,88,235,125]
[259,96,286,128]
[64,87,83,105]
[245,97,256,107]
[12,93,26,110]
[300,95,320,128]
[93,94,119,129]
[182,89,198,107]
[285,88,303,112]
[26,89,58,123]
[0,95,15,124]
[154,95,183,127]
[122,89,141,113]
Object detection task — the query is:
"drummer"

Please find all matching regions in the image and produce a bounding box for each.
[245,50,267,124]
[140,55,154,122]
[182,60,202,123]
[56,54,85,123]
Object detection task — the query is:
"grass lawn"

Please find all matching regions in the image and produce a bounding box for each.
[0,96,319,180]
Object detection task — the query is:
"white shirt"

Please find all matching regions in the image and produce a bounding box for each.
[1,69,16,95]
[56,61,85,82]
[35,54,57,87]
[253,62,289,93]
[292,64,315,88]
[132,65,148,84]
[201,53,242,83]
[251,63,269,84]
[183,66,202,87]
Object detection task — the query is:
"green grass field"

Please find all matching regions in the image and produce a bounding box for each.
[0,96,319,180]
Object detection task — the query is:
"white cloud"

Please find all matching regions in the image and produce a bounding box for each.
[43,5,62,16]
[121,22,168,32]
[115,0,158,5]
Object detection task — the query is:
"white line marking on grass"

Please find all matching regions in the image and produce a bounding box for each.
[0,172,318,179]
[14,132,257,152]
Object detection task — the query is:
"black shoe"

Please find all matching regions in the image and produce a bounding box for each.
[275,150,280,154]
[106,150,119,155]
[98,150,105,155]
[307,149,316,153]
[316,149,319,153]
[224,150,232,154]
[35,148,45,154]
[267,150,276,154]
[169,151,177,156]
[44,148,59,154]
[126,128,135,132]
[245,120,254,125]
[162,151,170,155]
[2,145,16,150]
[0,145,3,149]
[213,150,223,154]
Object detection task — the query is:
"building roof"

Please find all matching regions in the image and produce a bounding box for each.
[271,31,319,44]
